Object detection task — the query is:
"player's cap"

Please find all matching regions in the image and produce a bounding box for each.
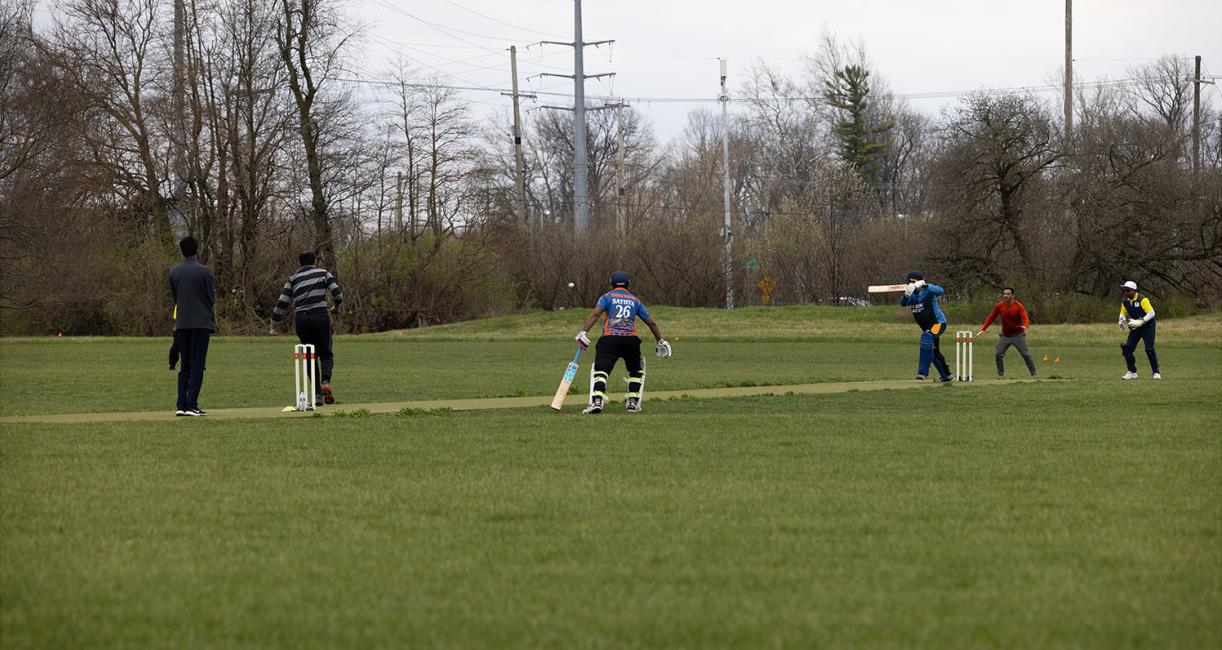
[610,271,630,287]
[1121,280,1137,291]
[906,271,924,281]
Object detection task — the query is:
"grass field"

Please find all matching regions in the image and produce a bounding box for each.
[2,306,1220,648]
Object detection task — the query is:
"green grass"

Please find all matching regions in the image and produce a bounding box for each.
[2,307,1220,648]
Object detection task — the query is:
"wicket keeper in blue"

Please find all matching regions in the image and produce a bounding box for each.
[575,271,671,414]
[1118,280,1161,380]
[899,271,953,382]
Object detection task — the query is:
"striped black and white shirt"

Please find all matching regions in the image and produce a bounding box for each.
[270,266,343,325]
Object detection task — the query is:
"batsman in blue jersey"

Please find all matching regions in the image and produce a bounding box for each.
[575,271,672,414]
[898,271,953,382]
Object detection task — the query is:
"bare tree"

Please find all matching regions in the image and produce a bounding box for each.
[274,0,353,268]
[762,161,880,303]
[0,1,83,311]
[50,0,174,243]
[737,62,824,231]
[417,77,473,246]
[1071,82,1222,296]
[931,92,1063,282]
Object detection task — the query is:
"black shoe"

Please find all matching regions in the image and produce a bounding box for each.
[582,397,604,415]
[175,409,187,416]
[183,408,207,417]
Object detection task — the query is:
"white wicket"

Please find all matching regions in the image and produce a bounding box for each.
[955,331,974,382]
[294,343,316,411]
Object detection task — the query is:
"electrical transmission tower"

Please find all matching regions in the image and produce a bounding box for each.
[534,0,614,237]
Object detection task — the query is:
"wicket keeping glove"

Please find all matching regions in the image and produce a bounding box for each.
[1127,318,1144,330]
[576,330,591,349]
[655,339,672,359]
[1118,315,1127,330]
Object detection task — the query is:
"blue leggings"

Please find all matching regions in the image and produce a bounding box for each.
[1121,321,1159,373]
[918,323,951,379]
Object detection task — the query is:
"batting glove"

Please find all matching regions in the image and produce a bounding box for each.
[904,283,916,297]
[913,280,927,290]
[655,339,672,359]
[576,330,591,349]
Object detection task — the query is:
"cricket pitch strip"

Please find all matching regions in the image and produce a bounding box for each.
[0,379,1028,424]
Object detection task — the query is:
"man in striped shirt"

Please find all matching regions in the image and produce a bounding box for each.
[270,252,344,404]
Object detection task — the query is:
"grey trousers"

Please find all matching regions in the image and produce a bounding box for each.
[996,333,1037,377]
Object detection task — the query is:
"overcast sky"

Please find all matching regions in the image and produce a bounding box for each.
[36,0,1222,142]
[343,0,1221,141]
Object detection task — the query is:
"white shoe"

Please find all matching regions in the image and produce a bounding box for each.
[1152,372,1162,380]
[1121,371,1139,380]
[625,397,641,412]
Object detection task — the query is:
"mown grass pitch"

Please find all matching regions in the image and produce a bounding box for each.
[2,307,1220,648]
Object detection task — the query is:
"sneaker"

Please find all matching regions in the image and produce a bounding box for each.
[915,374,926,381]
[626,397,641,412]
[175,409,187,416]
[183,408,207,417]
[1152,372,1162,380]
[936,375,954,383]
[582,397,604,415]
[322,384,335,405]
[1121,371,1139,380]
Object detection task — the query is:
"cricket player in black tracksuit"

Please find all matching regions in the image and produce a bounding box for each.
[169,236,216,416]
[270,252,344,405]
[575,271,672,414]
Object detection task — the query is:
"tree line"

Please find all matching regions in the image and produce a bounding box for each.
[1,1,1219,335]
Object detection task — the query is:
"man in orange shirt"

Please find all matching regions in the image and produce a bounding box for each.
[976,287,1037,379]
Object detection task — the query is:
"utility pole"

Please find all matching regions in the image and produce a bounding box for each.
[1064,0,1073,151]
[395,171,404,232]
[720,58,734,310]
[572,0,589,235]
[1193,55,1202,177]
[501,46,535,228]
[615,100,626,239]
[536,0,614,237]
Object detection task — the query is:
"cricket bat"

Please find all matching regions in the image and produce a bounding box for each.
[549,346,584,410]
[867,283,909,293]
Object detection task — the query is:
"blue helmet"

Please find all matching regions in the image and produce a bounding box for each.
[906,271,924,282]
[610,271,630,287]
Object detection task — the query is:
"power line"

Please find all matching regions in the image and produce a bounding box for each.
[335,74,1200,109]
[363,0,572,74]
[434,0,567,39]
[366,36,506,77]
[363,33,489,87]
[365,0,516,53]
